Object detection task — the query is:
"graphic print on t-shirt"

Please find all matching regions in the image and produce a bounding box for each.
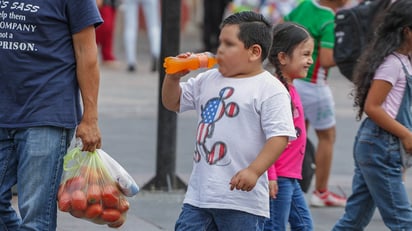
[194,87,239,165]
[0,1,40,52]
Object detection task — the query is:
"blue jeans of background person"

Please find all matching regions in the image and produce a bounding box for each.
[175,203,266,231]
[0,127,74,231]
[333,118,412,230]
[263,177,313,231]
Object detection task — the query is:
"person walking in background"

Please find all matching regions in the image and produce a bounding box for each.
[96,0,120,68]
[123,0,161,72]
[263,22,314,231]
[202,0,232,53]
[162,11,296,230]
[284,0,348,207]
[0,0,103,230]
[333,0,412,229]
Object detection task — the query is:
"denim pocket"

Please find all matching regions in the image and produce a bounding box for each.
[355,119,401,168]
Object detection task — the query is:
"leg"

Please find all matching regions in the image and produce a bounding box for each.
[334,119,412,230]
[96,5,117,62]
[123,0,138,70]
[213,208,266,231]
[288,180,313,231]
[141,0,161,71]
[362,131,412,229]
[16,127,74,231]
[175,203,217,231]
[0,128,20,230]
[263,177,293,231]
[332,159,376,230]
[294,82,345,207]
[314,126,335,191]
[202,0,213,51]
[202,0,228,52]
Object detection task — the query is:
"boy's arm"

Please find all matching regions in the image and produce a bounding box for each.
[161,70,189,112]
[230,136,288,191]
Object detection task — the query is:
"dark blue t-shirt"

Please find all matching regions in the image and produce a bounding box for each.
[0,0,103,128]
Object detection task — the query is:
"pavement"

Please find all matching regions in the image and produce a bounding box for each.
[12,10,412,231]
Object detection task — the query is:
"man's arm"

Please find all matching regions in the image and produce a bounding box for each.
[72,25,102,152]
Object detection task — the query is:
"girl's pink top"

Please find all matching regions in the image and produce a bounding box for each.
[268,85,306,180]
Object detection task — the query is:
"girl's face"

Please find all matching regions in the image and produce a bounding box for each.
[282,38,314,81]
[398,26,412,55]
[404,26,412,55]
[216,25,255,77]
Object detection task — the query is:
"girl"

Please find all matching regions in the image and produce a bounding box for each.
[332,0,412,230]
[284,0,349,207]
[263,22,314,231]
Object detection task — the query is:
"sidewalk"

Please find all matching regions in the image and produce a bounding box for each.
[12,14,412,231]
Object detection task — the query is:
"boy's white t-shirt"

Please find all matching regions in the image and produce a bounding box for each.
[179,69,296,218]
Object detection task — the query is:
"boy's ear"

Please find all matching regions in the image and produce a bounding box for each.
[249,44,262,61]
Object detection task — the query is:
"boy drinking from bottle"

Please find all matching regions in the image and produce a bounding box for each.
[162,11,296,231]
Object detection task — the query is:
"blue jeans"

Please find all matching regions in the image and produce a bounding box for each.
[263,177,313,231]
[333,118,412,230]
[0,127,74,231]
[175,203,266,231]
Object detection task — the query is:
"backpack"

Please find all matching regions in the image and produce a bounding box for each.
[298,138,315,193]
[333,0,390,82]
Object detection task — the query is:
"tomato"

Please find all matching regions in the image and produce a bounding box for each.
[65,176,86,192]
[70,209,85,218]
[71,190,87,211]
[88,169,101,184]
[81,166,100,184]
[108,215,125,228]
[58,191,71,212]
[84,203,103,219]
[86,184,101,204]
[118,198,129,213]
[100,209,121,223]
[57,184,65,199]
[101,184,120,208]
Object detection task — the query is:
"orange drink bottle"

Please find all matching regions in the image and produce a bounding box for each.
[163,52,217,74]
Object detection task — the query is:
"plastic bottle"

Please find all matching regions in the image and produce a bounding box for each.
[163,52,217,74]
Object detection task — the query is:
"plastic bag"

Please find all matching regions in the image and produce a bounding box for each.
[57,147,138,228]
[98,149,139,197]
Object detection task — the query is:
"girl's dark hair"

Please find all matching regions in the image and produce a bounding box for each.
[268,22,312,91]
[221,11,272,60]
[353,0,412,120]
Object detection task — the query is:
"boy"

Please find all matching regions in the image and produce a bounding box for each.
[162,11,296,230]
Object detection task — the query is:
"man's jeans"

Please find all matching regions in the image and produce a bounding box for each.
[0,127,74,231]
[264,177,313,231]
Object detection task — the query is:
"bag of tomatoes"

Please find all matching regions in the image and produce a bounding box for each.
[57,145,138,228]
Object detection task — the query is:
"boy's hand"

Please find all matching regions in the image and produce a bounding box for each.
[164,52,192,78]
[269,180,278,199]
[166,70,190,80]
[229,167,259,192]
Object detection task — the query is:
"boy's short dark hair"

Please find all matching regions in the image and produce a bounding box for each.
[221,11,272,61]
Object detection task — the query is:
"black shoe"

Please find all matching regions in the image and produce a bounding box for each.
[127,65,136,72]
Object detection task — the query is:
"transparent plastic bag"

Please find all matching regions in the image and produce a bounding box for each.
[98,149,139,197]
[57,147,136,228]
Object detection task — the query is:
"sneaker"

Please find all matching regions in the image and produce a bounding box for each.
[310,190,347,207]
